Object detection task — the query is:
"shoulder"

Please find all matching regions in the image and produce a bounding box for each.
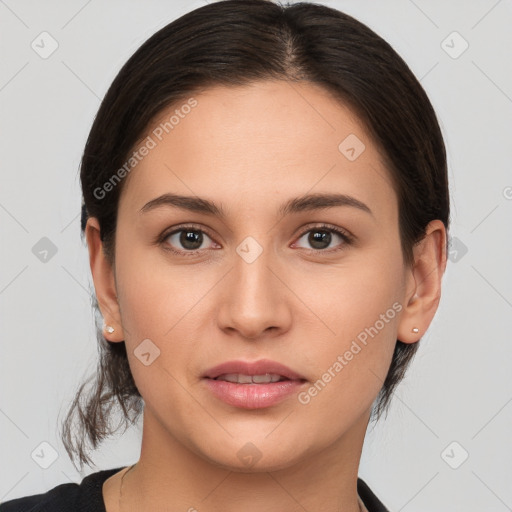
[0,468,124,512]
[357,477,391,512]
[0,481,78,512]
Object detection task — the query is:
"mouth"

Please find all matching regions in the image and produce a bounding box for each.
[211,373,294,384]
[202,359,307,409]
[202,358,307,382]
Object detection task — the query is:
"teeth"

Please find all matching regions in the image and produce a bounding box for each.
[252,373,282,383]
[216,373,284,384]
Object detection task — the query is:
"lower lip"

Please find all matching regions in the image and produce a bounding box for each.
[204,378,306,409]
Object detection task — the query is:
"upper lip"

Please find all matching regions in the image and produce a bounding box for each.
[203,359,306,381]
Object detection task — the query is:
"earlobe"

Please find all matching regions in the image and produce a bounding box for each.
[397,220,447,344]
[85,217,125,343]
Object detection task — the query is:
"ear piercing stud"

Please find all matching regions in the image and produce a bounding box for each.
[103,321,115,334]
[411,327,419,333]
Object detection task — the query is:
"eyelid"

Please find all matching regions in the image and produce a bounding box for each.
[296,223,353,241]
[161,222,216,240]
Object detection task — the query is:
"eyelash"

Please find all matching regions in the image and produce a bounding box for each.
[158,223,354,257]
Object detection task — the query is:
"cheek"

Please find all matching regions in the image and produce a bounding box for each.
[293,242,403,341]
[113,240,213,384]
[113,256,197,408]
[292,249,404,408]
[114,234,204,335]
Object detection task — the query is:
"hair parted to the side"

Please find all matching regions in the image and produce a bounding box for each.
[60,0,450,470]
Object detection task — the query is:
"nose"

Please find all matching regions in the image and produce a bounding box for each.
[216,240,292,340]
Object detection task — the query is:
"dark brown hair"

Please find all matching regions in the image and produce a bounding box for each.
[61,0,450,469]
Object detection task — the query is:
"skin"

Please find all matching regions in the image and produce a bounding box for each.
[86,79,447,512]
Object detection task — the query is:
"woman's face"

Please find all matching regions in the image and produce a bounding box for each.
[98,80,422,471]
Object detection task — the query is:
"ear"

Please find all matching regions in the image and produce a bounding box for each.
[397,219,448,344]
[85,217,125,342]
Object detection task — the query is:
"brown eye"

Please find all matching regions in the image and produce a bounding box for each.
[293,225,353,252]
[164,227,216,254]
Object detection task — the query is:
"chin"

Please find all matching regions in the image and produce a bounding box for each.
[201,440,310,474]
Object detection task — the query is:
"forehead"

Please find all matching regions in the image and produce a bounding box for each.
[119,80,396,223]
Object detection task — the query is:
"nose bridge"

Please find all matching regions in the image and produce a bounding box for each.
[233,233,277,305]
[217,233,289,338]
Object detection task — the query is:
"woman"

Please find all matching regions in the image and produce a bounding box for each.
[0,1,449,511]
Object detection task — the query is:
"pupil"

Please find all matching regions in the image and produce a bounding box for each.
[310,230,330,249]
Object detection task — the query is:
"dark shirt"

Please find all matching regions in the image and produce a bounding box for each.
[0,468,390,511]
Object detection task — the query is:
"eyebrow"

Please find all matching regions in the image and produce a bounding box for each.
[140,192,373,218]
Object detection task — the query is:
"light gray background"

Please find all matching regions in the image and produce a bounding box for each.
[1,1,511,510]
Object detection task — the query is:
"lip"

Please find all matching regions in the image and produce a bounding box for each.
[202,359,308,409]
[202,359,306,381]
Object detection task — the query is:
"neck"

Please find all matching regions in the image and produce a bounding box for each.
[118,408,371,512]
